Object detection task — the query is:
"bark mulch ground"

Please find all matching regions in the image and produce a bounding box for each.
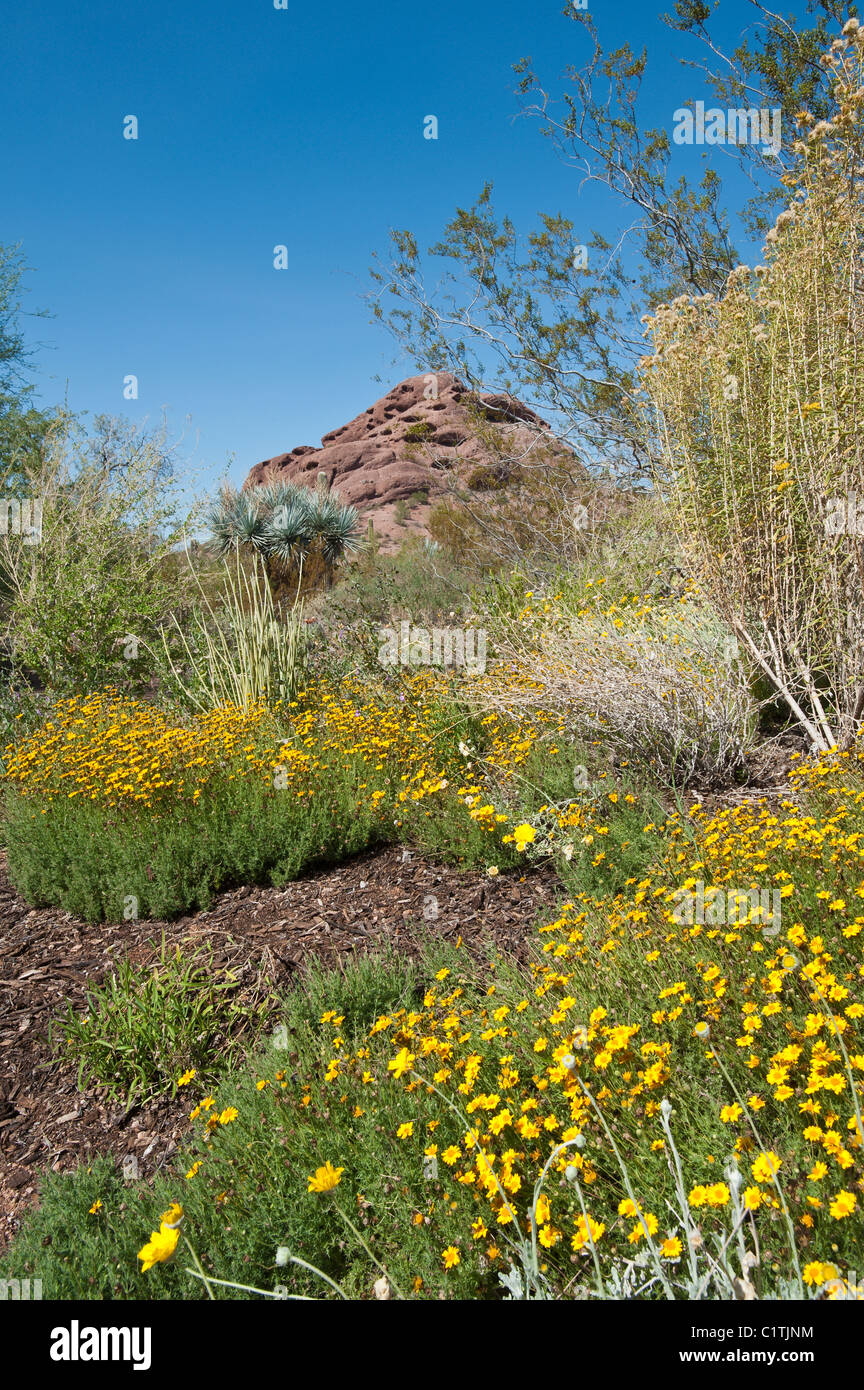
[0,845,561,1252]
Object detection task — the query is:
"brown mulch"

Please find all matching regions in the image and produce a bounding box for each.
[0,845,561,1252]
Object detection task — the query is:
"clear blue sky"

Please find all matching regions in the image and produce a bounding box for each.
[2,0,781,491]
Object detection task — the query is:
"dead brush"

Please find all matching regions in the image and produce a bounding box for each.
[481,599,757,788]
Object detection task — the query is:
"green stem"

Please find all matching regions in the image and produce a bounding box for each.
[182,1234,215,1301]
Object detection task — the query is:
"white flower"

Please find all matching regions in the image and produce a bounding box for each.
[560,1054,576,1072]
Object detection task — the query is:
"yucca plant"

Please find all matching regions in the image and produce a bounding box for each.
[206,477,362,600]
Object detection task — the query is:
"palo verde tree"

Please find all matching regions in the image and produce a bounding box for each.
[368,1,856,484]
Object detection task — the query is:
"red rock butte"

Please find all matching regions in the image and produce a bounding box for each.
[243,373,577,547]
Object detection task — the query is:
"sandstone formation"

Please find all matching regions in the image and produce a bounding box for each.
[243,373,577,547]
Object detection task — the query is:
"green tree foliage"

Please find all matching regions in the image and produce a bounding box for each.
[0,242,59,491]
[369,3,857,480]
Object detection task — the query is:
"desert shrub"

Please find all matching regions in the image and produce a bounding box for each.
[1,701,388,921]
[466,464,505,491]
[0,679,529,920]
[429,469,617,574]
[642,28,864,749]
[206,479,361,601]
[404,421,434,442]
[479,586,757,788]
[0,417,187,694]
[0,1158,145,1301]
[317,537,478,676]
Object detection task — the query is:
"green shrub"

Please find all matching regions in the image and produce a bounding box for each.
[1,418,187,695]
[2,945,504,1301]
[55,937,270,1107]
[404,422,434,443]
[3,745,389,921]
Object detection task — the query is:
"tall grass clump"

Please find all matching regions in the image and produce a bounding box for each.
[156,550,305,713]
[642,24,864,751]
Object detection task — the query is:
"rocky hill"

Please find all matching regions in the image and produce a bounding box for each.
[243,372,578,547]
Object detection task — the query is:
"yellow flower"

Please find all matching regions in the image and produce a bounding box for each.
[176,1069,196,1087]
[660,1237,682,1259]
[830,1190,857,1219]
[751,1151,781,1184]
[218,1107,238,1125]
[159,1203,183,1229]
[138,1223,180,1273]
[628,1212,658,1243]
[442,1246,461,1269]
[511,823,536,849]
[571,1213,605,1251]
[388,1048,415,1079]
[396,1122,414,1140]
[88,1200,102,1215]
[307,1162,344,1193]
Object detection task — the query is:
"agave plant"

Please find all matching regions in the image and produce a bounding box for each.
[205,479,361,599]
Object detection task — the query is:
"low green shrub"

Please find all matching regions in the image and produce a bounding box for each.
[55,937,270,1107]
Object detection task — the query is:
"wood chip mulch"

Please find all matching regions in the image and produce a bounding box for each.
[0,845,562,1251]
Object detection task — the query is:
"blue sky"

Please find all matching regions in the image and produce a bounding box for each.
[2,0,787,492]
